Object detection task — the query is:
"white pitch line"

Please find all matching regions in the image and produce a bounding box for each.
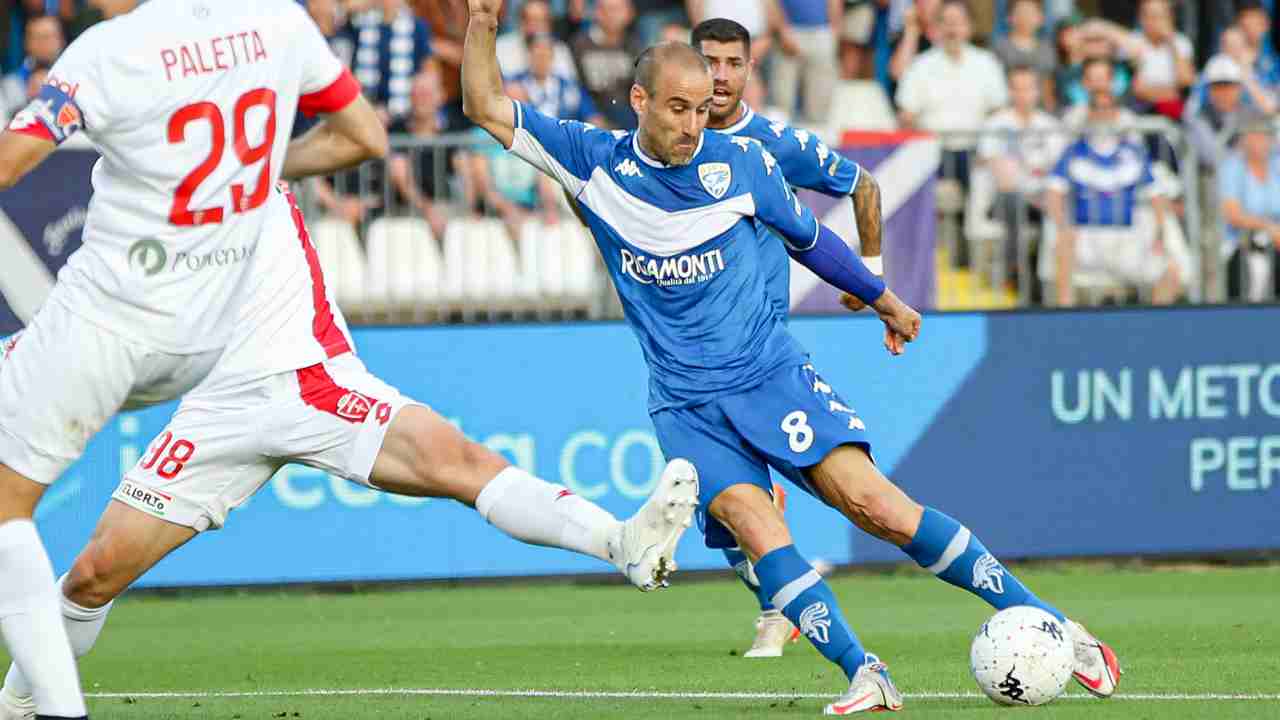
[83,688,1280,702]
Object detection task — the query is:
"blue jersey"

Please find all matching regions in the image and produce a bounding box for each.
[508,101,821,411]
[1047,137,1154,228]
[712,104,861,318]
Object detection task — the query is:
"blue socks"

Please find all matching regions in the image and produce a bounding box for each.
[754,545,865,679]
[902,508,1065,622]
[722,547,774,611]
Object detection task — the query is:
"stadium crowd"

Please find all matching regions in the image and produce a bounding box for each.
[4,0,1280,309]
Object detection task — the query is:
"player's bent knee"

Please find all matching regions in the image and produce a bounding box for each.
[63,544,125,609]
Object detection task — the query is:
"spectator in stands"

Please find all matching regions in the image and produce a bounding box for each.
[1,15,64,121]
[463,129,565,242]
[419,0,471,131]
[1082,0,1194,120]
[306,0,354,67]
[888,0,943,86]
[1056,23,1131,111]
[978,64,1065,290]
[1046,57,1184,307]
[1218,111,1280,301]
[688,0,798,62]
[896,0,1007,188]
[386,68,465,240]
[631,1,690,46]
[1234,0,1280,90]
[993,0,1055,104]
[660,22,691,43]
[349,0,433,121]
[1185,55,1259,167]
[571,0,642,129]
[511,33,604,125]
[769,0,841,125]
[496,0,579,79]
[1212,26,1278,113]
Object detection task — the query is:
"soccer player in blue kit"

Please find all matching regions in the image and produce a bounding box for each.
[462,1,1120,713]
[693,18,885,658]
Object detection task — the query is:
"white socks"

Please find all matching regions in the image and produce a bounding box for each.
[0,520,86,718]
[474,467,620,564]
[4,575,113,702]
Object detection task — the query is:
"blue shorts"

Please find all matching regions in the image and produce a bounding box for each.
[650,362,872,549]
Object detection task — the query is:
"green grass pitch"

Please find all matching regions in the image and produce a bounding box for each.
[4,564,1278,718]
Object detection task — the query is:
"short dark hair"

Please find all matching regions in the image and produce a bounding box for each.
[1006,63,1038,81]
[1081,56,1113,78]
[634,41,711,95]
[1236,0,1267,16]
[691,18,751,55]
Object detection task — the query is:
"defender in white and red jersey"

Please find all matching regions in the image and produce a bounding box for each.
[0,1,382,717]
[0,3,699,717]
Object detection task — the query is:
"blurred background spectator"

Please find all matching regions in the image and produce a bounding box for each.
[387,67,467,240]
[571,0,642,129]
[1184,55,1252,168]
[993,0,1056,108]
[496,0,580,79]
[349,0,434,121]
[1231,0,1280,90]
[1046,57,1185,307]
[688,0,795,62]
[768,0,841,125]
[977,63,1065,295]
[897,0,1007,187]
[1217,111,1280,301]
[510,32,604,124]
[1,14,64,121]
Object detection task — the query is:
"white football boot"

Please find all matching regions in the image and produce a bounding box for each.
[0,684,34,720]
[608,458,699,591]
[824,653,904,715]
[1067,619,1122,697]
[743,609,799,658]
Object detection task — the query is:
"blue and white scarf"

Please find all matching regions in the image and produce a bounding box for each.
[352,7,422,118]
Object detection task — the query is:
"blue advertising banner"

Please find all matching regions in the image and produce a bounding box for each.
[21,306,1280,588]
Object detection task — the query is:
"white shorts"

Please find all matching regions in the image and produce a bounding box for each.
[111,353,421,531]
[1073,210,1192,287]
[0,303,221,483]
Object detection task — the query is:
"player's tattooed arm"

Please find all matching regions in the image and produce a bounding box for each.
[839,170,884,312]
[463,0,518,148]
[851,169,883,262]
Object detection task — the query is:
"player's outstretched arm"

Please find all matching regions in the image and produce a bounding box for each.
[0,130,56,191]
[281,94,388,180]
[839,170,885,311]
[462,0,517,148]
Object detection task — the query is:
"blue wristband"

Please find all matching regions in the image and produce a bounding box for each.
[788,224,886,305]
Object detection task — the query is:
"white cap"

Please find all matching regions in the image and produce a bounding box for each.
[1204,55,1244,85]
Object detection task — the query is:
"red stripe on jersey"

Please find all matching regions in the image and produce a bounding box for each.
[296,363,381,424]
[298,68,360,118]
[284,190,351,359]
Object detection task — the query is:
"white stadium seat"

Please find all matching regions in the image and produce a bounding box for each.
[309,217,366,311]
[364,217,442,313]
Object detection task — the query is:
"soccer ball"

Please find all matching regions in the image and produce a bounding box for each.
[970,606,1074,706]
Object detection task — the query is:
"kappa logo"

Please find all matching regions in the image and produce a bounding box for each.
[729,135,757,152]
[698,162,732,199]
[615,158,643,178]
[793,128,811,151]
[972,553,1006,595]
[816,142,831,167]
[761,149,778,176]
[799,601,832,644]
[769,120,786,138]
[336,391,375,422]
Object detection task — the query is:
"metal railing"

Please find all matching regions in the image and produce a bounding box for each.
[296,121,1275,325]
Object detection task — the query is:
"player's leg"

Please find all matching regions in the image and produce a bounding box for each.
[1,501,196,710]
[804,436,1121,698]
[0,311,160,720]
[720,483,798,658]
[286,355,697,591]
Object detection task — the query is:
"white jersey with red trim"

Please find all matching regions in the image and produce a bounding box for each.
[195,185,355,391]
[6,0,359,354]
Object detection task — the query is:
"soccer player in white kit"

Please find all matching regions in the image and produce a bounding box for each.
[0,2,699,718]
